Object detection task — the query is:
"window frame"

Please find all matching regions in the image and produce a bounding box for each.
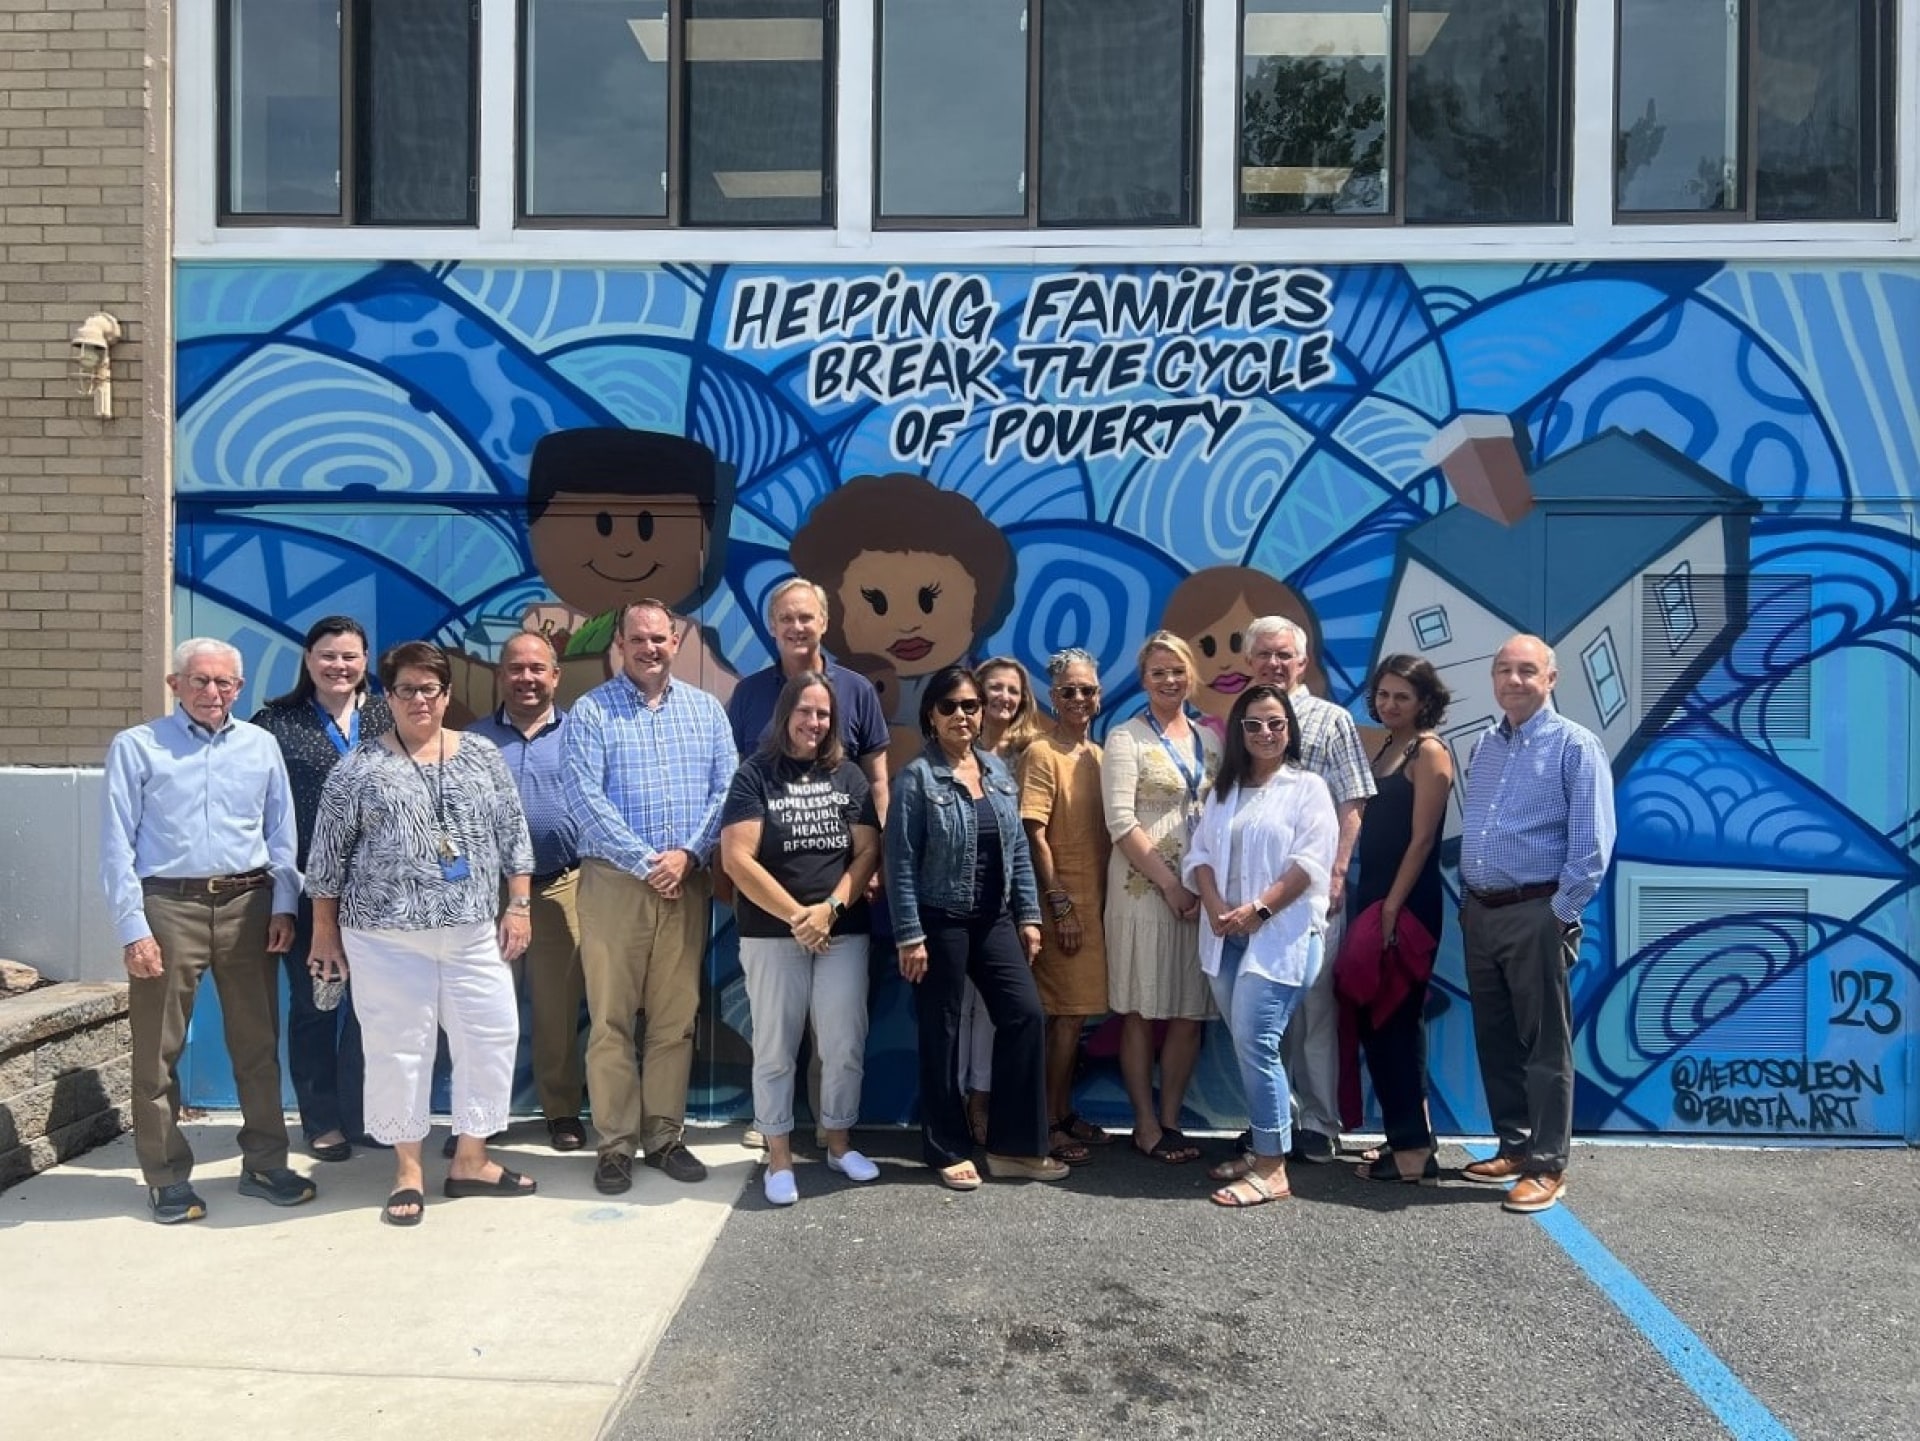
[516,0,839,230]
[1235,0,1574,228]
[217,0,481,229]
[1612,0,1898,223]
[872,0,1199,231]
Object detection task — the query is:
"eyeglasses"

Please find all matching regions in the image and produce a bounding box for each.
[1240,716,1289,735]
[391,683,448,701]
[1054,685,1099,700]
[1249,650,1295,666]
[183,675,241,694]
[934,697,982,717]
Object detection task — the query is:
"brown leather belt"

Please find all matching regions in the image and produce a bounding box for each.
[1467,881,1558,909]
[141,868,271,898]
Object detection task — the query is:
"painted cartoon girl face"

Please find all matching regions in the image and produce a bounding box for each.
[1185,596,1261,721]
[836,550,979,679]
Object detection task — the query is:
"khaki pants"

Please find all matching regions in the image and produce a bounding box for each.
[130,886,288,1186]
[510,867,587,1121]
[577,858,711,1157]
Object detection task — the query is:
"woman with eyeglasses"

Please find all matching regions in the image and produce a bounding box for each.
[251,615,394,1163]
[886,665,1066,1190]
[956,657,1046,1145]
[1101,632,1219,1165]
[1184,683,1337,1207]
[305,642,537,1226]
[1020,648,1113,1165]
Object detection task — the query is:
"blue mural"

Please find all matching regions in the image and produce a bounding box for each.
[174,259,1920,1142]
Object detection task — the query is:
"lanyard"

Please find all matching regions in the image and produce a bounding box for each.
[1145,710,1205,809]
[312,696,360,756]
[394,731,457,861]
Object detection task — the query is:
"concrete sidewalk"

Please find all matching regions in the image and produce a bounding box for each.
[0,1118,751,1441]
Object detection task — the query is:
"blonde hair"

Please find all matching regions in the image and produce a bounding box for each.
[1136,630,1197,697]
[973,656,1045,757]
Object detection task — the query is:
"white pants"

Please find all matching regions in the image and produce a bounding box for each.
[1282,909,1345,1140]
[346,921,518,1144]
[739,933,868,1135]
[958,980,996,1091]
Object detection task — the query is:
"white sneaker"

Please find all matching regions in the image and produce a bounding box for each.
[763,1167,799,1206]
[826,1149,880,1183]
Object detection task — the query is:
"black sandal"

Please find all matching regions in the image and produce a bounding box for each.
[381,1188,425,1226]
[1134,1126,1200,1164]
[1357,1150,1439,1185]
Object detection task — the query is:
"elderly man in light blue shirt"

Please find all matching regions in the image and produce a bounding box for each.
[101,637,312,1224]
[1457,634,1616,1215]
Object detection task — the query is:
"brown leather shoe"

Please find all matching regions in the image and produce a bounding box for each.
[1503,1172,1566,1213]
[1461,1154,1527,1184]
[643,1140,709,1184]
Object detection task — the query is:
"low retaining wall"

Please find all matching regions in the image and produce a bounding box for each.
[0,983,131,1190]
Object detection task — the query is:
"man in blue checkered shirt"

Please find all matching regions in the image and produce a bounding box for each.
[1457,634,1615,1215]
[565,598,737,1195]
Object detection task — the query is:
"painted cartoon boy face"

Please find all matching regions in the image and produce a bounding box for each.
[1184,595,1261,721]
[528,493,707,617]
[836,549,978,678]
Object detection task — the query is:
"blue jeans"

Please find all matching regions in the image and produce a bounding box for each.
[1208,936,1311,1159]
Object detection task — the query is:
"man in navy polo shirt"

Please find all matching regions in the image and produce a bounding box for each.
[468,631,588,1151]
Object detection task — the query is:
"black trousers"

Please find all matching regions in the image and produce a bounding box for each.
[1357,983,1434,1153]
[914,907,1048,1167]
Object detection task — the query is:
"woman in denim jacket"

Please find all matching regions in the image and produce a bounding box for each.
[887,665,1069,1190]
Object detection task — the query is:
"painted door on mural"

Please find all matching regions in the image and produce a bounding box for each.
[172,260,1919,1140]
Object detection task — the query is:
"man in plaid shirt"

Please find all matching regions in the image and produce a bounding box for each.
[565,598,737,1195]
[1247,615,1375,1162]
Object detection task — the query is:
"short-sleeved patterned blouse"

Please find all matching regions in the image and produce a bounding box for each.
[306,733,534,932]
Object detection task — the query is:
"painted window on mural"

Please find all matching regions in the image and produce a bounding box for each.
[1583,630,1627,726]
[521,0,833,225]
[1239,0,1569,223]
[1411,605,1451,649]
[878,0,1195,226]
[1616,0,1895,220]
[1654,565,1699,652]
[221,0,477,225]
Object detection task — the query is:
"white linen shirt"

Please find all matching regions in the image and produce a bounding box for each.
[1183,767,1338,987]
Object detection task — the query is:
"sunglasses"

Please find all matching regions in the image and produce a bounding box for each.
[935,697,983,717]
[1054,685,1099,700]
[1239,716,1289,735]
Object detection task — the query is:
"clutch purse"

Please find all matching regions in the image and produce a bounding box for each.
[312,976,346,1012]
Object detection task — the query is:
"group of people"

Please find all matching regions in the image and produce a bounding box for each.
[102,565,1614,1225]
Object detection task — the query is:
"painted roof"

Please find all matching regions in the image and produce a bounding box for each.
[1401,429,1758,641]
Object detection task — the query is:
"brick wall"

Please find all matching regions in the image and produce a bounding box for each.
[0,0,163,765]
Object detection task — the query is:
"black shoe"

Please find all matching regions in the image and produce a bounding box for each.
[1289,1131,1337,1164]
[594,1151,634,1195]
[643,1140,708,1184]
[148,1182,207,1225]
[1359,1150,1440,1185]
[442,1129,507,1160]
[351,1134,393,1151]
[547,1117,586,1153]
[306,1134,353,1163]
[237,1167,317,1207]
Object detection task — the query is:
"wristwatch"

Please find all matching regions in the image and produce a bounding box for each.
[508,897,532,911]
[1254,902,1273,922]
[826,896,847,920]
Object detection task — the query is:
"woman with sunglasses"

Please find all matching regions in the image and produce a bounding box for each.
[957,657,1046,1144]
[1020,648,1114,1165]
[886,665,1066,1189]
[251,615,393,1162]
[1184,683,1337,1207]
[306,642,536,1226]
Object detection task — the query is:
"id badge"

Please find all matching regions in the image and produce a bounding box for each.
[437,834,469,883]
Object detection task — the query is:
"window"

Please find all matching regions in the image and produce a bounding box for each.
[221,0,477,225]
[1411,605,1451,649]
[876,0,1196,226]
[521,0,833,226]
[1239,0,1570,224]
[1582,630,1627,726]
[1616,0,1895,220]
[1653,563,1699,652]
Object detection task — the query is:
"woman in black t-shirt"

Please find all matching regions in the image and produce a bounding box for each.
[720,671,883,1207]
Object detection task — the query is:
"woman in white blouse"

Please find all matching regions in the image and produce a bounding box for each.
[1183,682,1337,1208]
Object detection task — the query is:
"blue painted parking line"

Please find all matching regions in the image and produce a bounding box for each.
[1466,1147,1795,1440]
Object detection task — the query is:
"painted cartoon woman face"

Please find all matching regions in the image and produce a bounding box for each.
[836,550,979,679]
[1185,595,1261,721]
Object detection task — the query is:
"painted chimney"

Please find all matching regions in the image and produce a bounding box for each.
[1424,414,1534,526]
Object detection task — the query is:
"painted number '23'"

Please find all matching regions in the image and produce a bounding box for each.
[1829,970,1901,1035]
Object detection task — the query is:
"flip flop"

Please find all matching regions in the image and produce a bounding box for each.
[1134,1126,1201,1164]
[442,1167,537,1199]
[380,1188,424,1227]
[1210,1171,1289,1208]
